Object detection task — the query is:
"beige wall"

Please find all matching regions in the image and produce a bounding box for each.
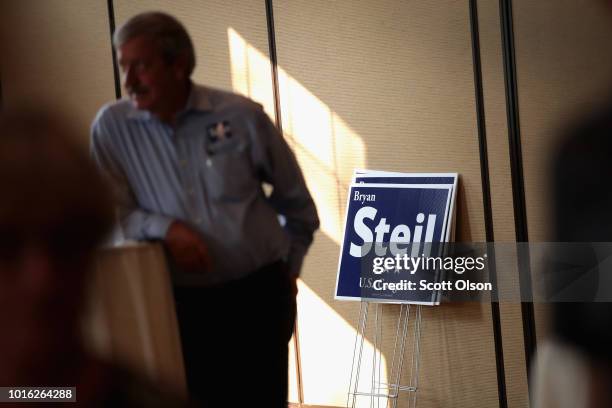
[478,1,528,407]
[272,1,497,407]
[0,0,115,144]
[3,1,612,407]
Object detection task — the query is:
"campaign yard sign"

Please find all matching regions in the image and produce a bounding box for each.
[334,170,457,305]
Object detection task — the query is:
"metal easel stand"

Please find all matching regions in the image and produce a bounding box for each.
[346,301,422,408]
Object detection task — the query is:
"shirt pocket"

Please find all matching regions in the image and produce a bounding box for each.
[202,141,256,201]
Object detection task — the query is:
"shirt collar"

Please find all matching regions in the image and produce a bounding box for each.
[184,83,213,113]
[126,104,152,120]
[126,82,213,121]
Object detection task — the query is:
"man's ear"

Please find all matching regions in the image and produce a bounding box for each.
[173,52,190,80]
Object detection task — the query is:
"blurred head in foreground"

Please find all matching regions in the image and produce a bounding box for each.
[546,103,612,408]
[0,110,113,384]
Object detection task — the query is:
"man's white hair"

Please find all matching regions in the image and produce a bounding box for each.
[113,11,196,76]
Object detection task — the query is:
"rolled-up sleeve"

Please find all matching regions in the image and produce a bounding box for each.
[90,112,175,240]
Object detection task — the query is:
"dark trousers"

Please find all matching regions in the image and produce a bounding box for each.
[174,261,296,407]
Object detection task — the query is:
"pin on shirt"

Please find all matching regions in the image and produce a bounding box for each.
[206,120,233,165]
[207,120,232,144]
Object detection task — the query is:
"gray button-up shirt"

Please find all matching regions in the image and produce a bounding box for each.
[91,84,319,286]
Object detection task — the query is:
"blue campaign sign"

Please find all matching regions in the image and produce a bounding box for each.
[353,171,457,186]
[353,171,458,242]
[334,182,454,304]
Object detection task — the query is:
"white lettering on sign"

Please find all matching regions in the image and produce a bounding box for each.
[349,206,436,258]
[353,190,376,204]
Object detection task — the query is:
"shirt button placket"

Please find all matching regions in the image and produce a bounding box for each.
[176,132,199,224]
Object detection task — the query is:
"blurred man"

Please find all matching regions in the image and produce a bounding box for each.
[539,103,612,408]
[91,11,319,407]
[0,111,188,407]
[531,95,612,408]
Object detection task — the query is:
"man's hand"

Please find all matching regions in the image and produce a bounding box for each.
[164,221,211,273]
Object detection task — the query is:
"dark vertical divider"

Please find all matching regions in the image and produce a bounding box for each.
[265,1,303,404]
[107,0,121,100]
[265,0,283,132]
[499,0,537,385]
[469,1,508,407]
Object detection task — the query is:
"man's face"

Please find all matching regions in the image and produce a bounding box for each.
[117,35,182,113]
